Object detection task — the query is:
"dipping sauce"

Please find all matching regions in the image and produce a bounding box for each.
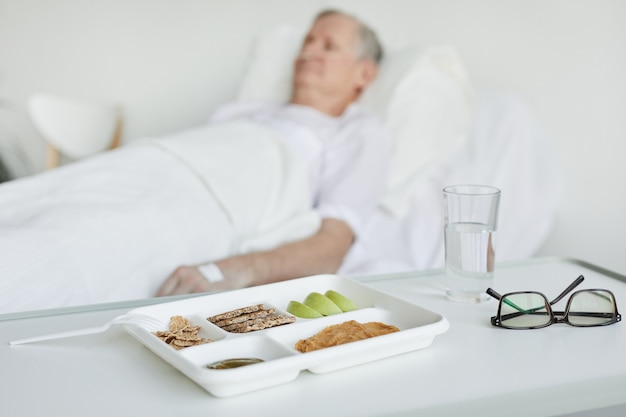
[206,358,264,370]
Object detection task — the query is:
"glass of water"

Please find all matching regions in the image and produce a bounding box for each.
[443,185,501,303]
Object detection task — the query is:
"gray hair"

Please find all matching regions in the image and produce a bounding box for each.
[315,9,384,64]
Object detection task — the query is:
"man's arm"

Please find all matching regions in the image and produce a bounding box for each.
[155,218,354,296]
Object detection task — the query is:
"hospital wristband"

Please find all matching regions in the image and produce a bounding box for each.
[198,262,224,283]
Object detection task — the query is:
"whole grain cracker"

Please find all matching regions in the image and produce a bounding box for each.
[213,308,276,327]
[153,315,213,350]
[225,313,296,333]
[206,304,265,323]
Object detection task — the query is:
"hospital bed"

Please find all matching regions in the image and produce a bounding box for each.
[0,23,562,314]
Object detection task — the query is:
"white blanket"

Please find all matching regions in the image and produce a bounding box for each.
[0,121,320,313]
[148,121,321,254]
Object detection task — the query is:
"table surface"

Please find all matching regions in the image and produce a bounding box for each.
[3,257,626,417]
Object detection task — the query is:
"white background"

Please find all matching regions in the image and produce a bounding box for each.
[1,0,625,274]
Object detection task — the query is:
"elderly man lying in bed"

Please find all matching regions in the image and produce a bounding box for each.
[0,10,392,313]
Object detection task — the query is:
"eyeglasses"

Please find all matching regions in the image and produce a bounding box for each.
[486,275,621,329]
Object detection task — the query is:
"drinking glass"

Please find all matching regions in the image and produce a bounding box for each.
[443,185,501,303]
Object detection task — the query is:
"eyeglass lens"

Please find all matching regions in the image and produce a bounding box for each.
[500,293,551,328]
[567,290,616,326]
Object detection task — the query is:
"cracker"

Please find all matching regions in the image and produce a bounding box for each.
[206,304,265,323]
[213,308,276,327]
[226,313,296,333]
[169,315,190,332]
[153,315,213,350]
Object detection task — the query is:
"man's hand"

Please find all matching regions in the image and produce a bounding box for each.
[155,266,212,296]
[155,261,255,297]
[156,218,354,297]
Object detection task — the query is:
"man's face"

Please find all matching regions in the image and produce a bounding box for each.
[293,14,368,101]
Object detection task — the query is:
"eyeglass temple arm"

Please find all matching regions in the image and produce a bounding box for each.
[486,288,502,300]
[550,275,585,305]
[487,275,585,315]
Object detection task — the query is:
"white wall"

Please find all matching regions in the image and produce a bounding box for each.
[1,0,625,274]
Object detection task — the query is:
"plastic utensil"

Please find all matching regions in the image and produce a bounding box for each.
[9,314,163,345]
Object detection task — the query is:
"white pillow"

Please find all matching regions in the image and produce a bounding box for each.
[366,45,474,216]
[238,25,304,103]
[238,25,474,217]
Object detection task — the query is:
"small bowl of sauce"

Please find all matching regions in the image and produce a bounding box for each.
[206,357,264,370]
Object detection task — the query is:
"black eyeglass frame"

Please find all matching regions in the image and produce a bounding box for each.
[486,275,622,330]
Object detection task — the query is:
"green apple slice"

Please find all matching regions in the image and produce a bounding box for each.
[324,290,358,312]
[286,300,323,318]
[303,292,342,316]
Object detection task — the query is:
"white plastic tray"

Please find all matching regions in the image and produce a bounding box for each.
[124,274,449,397]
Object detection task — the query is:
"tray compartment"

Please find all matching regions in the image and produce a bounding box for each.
[267,307,397,350]
[179,334,297,367]
[199,302,297,335]
[266,306,441,374]
[149,313,228,349]
[186,335,306,397]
